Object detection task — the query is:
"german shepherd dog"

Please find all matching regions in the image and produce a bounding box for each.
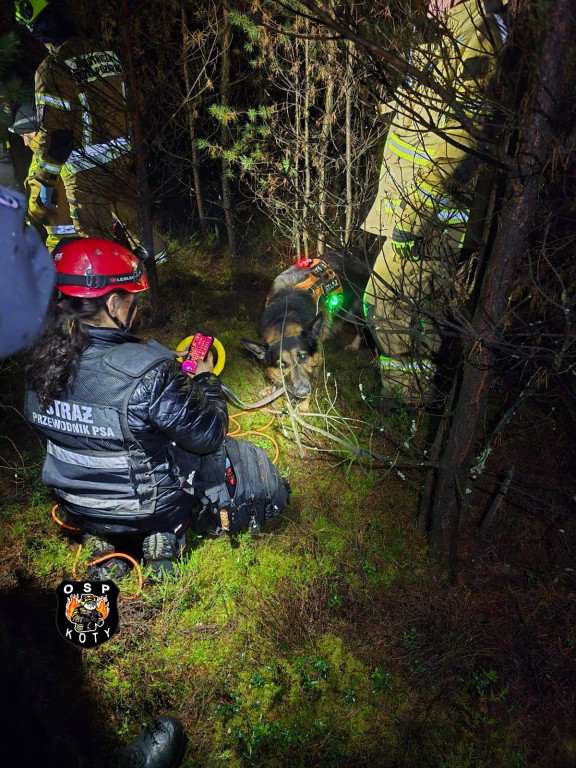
[242,286,324,407]
[242,250,373,408]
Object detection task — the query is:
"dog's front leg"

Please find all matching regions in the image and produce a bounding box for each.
[345,332,363,352]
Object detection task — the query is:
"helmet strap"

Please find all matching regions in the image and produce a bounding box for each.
[103,293,140,333]
[124,293,140,331]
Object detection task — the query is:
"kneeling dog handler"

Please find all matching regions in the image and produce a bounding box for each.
[24,238,289,582]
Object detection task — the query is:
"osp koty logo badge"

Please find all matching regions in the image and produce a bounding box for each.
[55,580,119,648]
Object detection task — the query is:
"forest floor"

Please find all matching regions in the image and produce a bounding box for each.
[0,233,575,768]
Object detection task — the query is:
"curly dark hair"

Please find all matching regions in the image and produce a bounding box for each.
[25,294,104,409]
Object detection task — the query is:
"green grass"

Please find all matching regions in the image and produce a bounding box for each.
[0,236,573,768]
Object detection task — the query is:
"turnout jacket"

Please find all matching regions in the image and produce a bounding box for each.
[24,328,229,532]
[362,0,508,257]
[33,36,132,186]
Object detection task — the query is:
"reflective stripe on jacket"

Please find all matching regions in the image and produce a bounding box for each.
[62,135,132,174]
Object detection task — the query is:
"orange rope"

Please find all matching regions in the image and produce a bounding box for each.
[228,411,280,464]
[72,544,143,601]
[52,504,81,531]
[52,505,143,599]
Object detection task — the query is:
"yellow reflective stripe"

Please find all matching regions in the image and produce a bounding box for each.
[411,184,469,224]
[383,198,402,215]
[62,136,131,174]
[46,225,76,234]
[37,93,71,111]
[379,356,435,374]
[456,229,468,248]
[463,109,493,121]
[78,92,92,147]
[388,131,434,165]
[437,209,469,224]
[37,158,63,174]
[414,183,453,208]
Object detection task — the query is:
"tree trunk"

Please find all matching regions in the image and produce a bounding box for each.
[181,8,207,238]
[344,41,353,246]
[428,0,574,571]
[303,30,311,259]
[317,42,335,257]
[118,0,160,309]
[293,36,302,258]
[220,0,236,253]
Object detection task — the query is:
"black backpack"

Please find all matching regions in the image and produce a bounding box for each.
[193,436,290,535]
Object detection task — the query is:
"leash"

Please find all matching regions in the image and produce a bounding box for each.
[174,335,286,409]
[221,384,288,463]
[221,382,287,410]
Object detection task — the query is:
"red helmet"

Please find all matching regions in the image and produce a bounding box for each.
[53,238,150,298]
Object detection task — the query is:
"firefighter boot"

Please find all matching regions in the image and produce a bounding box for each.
[111,715,187,768]
[142,532,184,581]
[84,534,130,582]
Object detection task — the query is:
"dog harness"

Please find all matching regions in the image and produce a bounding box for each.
[294,258,344,313]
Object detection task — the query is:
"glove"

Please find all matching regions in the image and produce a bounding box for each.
[391,226,423,261]
[27,178,53,224]
[37,183,57,211]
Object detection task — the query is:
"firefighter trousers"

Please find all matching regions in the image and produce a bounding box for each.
[27,175,76,252]
[63,155,166,261]
[363,229,465,405]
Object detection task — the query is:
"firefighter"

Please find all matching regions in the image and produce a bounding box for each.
[70,594,103,632]
[23,238,228,580]
[8,102,76,251]
[362,0,508,408]
[14,0,167,262]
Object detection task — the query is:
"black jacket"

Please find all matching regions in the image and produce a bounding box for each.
[25,327,229,535]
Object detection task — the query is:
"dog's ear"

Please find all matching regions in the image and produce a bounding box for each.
[242,338,268,361]
[305,314,324,342]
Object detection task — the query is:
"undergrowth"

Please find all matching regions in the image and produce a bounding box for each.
[0,238,575,767]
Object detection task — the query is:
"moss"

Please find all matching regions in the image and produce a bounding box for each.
[98,666,133,700]
[207,633,406,764]
[3,235,571,768]
[25,531,73,579]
